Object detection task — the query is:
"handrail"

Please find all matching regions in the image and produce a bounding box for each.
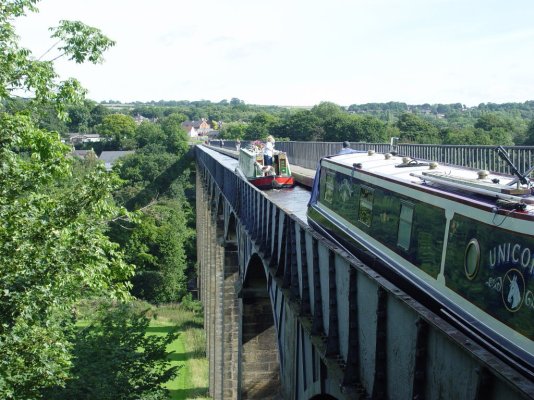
[210,140,534,175]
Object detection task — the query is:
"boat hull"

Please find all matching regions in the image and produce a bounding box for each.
[307,153,534,377]
[249,176,294,190]
[237,147,294,190]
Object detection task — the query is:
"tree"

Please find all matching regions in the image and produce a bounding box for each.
[220,121,247,139]
[396,113,440,144]
[44,303,178,400]
[311,101,344,121]
[159,113,189,154]
[0,2,132,397]
[322,114,387,143]
[244,112,279,139]
[125,201,193,303]
[273,110,323,141]
[135,121,166,148]
[524,119,534,145]
[98,113,137,149]
[474,113,512,132]
[442,127,488,145]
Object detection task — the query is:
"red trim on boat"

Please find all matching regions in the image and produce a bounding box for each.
[249,176,294,190]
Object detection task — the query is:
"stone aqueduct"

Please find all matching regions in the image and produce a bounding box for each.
[195,146,533,400]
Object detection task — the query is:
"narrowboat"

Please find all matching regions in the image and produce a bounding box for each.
[307,147,534,377]
[236,147,294,190]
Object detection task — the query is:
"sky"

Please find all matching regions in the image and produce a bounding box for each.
[14,0,534,107]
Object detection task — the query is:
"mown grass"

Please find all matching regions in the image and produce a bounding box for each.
[147,303,210,400]
[77,299,210,400]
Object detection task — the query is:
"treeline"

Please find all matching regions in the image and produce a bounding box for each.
[8,94,534,147]
[217,101,534,146]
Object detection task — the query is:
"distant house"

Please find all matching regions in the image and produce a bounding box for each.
[133,114,157,125]
[70,149,95,159]
[67,133,103,145]
[133,114,149,125]
[182,118,211,136]
[99,150,135,171]
[185,126,198,138]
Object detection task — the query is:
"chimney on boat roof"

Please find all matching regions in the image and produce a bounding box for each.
[477,170,489,180]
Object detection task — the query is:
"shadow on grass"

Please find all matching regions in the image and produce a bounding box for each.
[174,320,203,330]
[147,320,202,334]
[145,326,178,334]
[166,351,204,362]
[167,387,209,400]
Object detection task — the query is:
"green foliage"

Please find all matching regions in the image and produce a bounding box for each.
[89,99,534,146]
[272,110,323,141]
[160,113,190,154]
[110,142,196,304]
[124,201,193,304]
[112,143,192,207]
[65,100,110,133]
[0,113,133,397]
[97,113,137,149]
[220,121,247,139]
[135,121,166,148]
[442,128,484,145]
[311,101,344,120]
[396,113,441,143]
[50,20,116,64]
[474,113,513,132]
[44,303,178,400]
[322,113,387,142]
[0,2,132,396]
[244,112,279,139]
[524,119,534,145]
[0,6,114,119]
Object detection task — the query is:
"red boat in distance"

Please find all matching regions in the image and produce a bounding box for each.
[236,146,294,190]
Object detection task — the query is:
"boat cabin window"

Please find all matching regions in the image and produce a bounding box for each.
[358,186,374,227]
[464,239,480,280]
[397,201,414,250]
[322,169,335,204]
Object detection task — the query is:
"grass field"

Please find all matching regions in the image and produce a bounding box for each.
[146,303,210,400]
[77,299,210,400]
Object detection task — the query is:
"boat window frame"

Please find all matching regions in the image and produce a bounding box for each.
[397,200,414,251]
[358,185,374,227]
[322,169,336,205]
[464,238,480,280]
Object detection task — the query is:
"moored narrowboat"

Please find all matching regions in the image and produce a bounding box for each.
[307,147,534,377]
[236,147,294,190]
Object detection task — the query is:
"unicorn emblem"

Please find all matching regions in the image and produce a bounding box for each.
[506,273,522,311]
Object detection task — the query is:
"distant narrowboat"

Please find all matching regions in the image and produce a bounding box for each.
[236,147,294,190]
[307,147,534,377]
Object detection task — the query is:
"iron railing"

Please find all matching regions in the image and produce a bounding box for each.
[211,139,534,175]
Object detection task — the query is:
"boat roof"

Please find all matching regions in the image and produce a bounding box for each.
[324,151,534,210]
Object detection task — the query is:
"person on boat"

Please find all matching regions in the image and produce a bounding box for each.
[236,139,241,151]
[338,141,360,155]
[263,135,276,166]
